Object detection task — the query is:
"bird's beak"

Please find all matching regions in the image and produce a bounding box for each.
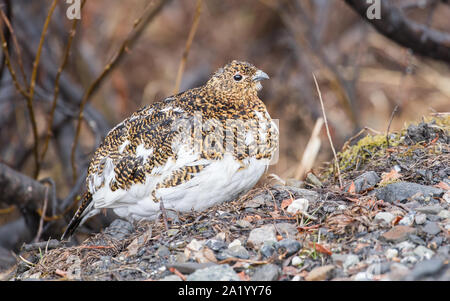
[252,69,269,82]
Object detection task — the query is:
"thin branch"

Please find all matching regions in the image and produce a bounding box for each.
[27,0,58,178]
[0,14,28,98]
[173,0,203,94]
[312,73,343,189]
[0,0,11,84]
[386,105,399,149]
[34,185,48,242]
[39,0,85,175]
[71,0,172,182]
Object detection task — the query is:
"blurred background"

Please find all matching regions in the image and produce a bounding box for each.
[0,0,449,251]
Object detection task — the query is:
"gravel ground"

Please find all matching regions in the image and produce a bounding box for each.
[4,117,449,281]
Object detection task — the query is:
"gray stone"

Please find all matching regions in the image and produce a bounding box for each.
[380,226,416,243]
[438,210,450,219]
[103,219,134,240]
[406,258,444,280]
[159,275,182,281]
[352,171,380,193]
[343,254,360,270]
[274,239,302,256]
[367,262,391,275]
[415,205,443,215]
[375,182,444,203]
[374,212,395,225]
[205,239,227,252]
[408,234,426,246]
[156,245,170,258]
[166,262,216,274]
[260,243,275,258]
[221,245,250,260]
[250,264,280,281]
[247,225,277,249]
[284,186,320,202]
[413,246,435,260]
[387,263,410,280]
[415,213,427,225]
[398,213,415,226]
[422,222,441,235]
[186,264,240,281]
[275,223,298,239]
[385,248,398,259]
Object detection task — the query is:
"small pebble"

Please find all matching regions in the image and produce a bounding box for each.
[385,248,398,260]
[275,239,302,256]
[422,221,441,235]
[415,213,427,225]
[291,256,303,266]
[374,212,395,225]
[413,246,435,260]
[260,243,275,258]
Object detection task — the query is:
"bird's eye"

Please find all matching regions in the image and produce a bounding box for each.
[233,74,243,81]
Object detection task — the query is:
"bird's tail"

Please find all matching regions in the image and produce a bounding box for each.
[61,191,93,240]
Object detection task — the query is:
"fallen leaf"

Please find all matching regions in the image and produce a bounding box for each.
[237,271,250,281]
[347,181,356,194]
[308,242,332,255]
[169,267,186,281]
[281,198,293,210]
[392,215,403,226]
[435,182,450,191]
[380,168,402,185]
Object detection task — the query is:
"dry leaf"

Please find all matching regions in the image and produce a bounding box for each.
[380,168,402,185]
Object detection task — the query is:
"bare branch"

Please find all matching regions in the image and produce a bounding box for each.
[174,0,203,94]
[71,0,172,182]
[344,0,450,63]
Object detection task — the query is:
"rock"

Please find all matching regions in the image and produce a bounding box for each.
[387,263,410,280]
[156,245,170,258]
[408,234,426,246]
[228,239,242,248]
[220,245,250,260]
[405,259,444,280]
[103,219,134,240]
[247,224,277,249]
[413,246,435,260]
[245,195,267,208]
[380,226,416,243]
[250,264,280,281]
[385,248,398,259]
[422,222,441,235]
[305,265,335,281]
[396,241,416,254]
[166,262,216,274]
[286,198,309,215]
[236,219,251,228]
[351,171,380,193]
[375,182,444,203]
[398,213,415,226]
[353,272,374,281]
[285,178,304,188]
[414,213,427,225]
[374,212,395,225]
[260,243,275,258]
[275,223,298,238]
[343,254,360,270]
[438,210,450,219]
[305,173,322,187]
[274,239,302,256]
[284,186,320,202]
[367,262,391,275]
[291,256,303,266]
[186,264,240,281]
[160,275,182,281]
[205,239,227,252]
[415,205,443,215]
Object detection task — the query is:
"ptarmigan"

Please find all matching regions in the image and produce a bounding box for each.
[62,60,278,239]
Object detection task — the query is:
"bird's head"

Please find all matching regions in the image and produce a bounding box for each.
[206,60,269,103]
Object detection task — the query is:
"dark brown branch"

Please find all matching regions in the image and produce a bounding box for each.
[344,0,450,63]
[0,162,48,212]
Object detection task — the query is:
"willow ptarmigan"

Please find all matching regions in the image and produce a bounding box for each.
[61,60,278,239]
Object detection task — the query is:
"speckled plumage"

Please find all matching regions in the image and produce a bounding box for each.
[62,61,278,239]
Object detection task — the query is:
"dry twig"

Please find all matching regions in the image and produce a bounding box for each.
[312,73,343,188]
[173,0,203,94]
